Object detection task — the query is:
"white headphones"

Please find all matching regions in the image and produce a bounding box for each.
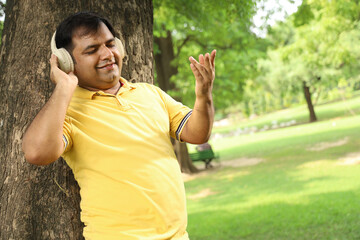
[51,31,125,73]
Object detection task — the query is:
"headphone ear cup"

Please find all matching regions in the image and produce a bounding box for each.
[54,48,74,73]
[115,37,125,59]
[51,32,74,73]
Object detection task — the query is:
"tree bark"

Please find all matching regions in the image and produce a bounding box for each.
[172,139,199,174]
[154,30,177,91]
[0,1,153,239]
[302,81,317,122]
[154,31,199,174]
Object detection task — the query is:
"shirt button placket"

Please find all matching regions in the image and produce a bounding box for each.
[115,95,130,110]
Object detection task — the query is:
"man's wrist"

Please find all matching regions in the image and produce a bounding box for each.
[54,80,77,100]
[196,93,213,103]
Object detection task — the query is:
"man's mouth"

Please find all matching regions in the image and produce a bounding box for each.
[97,62,116,70]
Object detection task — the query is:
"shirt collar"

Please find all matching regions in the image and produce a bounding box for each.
[73,77,136,100]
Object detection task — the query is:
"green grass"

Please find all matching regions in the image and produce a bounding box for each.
[185,113,360,239]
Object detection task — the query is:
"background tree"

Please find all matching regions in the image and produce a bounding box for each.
[283,0,360,122]
[248,0,360,122]
[0,0,153,239]
[153,0,263,172]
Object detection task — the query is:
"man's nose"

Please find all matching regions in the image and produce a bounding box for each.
[99,45,114,60]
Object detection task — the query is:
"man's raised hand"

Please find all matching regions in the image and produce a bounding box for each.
[189,50,216,99]
[49,54,78,89]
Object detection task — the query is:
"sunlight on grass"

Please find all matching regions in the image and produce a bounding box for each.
[185,113,360,240]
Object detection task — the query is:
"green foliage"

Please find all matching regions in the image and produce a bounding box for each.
[154,0,257,36]
[245,0,360,117]
[266,20,295,48]
[292,1,314,27]
[284,0,360,88]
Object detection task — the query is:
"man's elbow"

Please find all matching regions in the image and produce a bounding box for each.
[196,135,211,144]
[23,152,57,166]
[183,134,210,145]
[22,143,59,166]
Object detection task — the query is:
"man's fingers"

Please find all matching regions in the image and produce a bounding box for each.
[210,50,216,69]
[190,63,200,80]
[189,56,204,73]
[50,54,58,67]
[194,53,213,74]
[190,63,202,79]
[198,53,211,73]
[49,54,57,82]
[199,54,205,65]
[189,56,208,77]
[204,53,211,72]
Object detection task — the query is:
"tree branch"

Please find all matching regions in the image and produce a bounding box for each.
[189,36,234,50]
[175,34,237,58]
[175,35,191,58]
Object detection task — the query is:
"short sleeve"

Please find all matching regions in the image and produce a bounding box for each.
[62,116,73,154]
[155,87,192,142]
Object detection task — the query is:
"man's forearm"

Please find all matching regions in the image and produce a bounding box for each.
[181,96,214,144]
[181,50,216,144]
[22,82,75,165]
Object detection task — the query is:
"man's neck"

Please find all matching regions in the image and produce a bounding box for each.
[102,81,121,95]
[80,81,121,95]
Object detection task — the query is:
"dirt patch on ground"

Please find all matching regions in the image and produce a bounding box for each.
[182,157,264,182]
[188,188,218,200]
[306,137,349,151]
[338,152,360,165]
[221,158,264,167]
[299,151,360,168]
[182,170,213,182]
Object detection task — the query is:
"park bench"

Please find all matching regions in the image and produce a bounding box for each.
[189,149,218,169]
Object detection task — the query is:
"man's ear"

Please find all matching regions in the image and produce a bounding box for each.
[115,37,125,59]
[68,51,77,65]
[51,32,74,73]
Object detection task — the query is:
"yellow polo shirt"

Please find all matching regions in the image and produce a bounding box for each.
[61,78,192,240]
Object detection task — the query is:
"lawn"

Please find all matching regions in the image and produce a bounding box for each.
[185,111,360,239]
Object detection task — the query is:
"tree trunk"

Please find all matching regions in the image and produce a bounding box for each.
[154,30,177,91]
[172,139,199,174]
[0,1,153,239]
[302,81,317,122]
[154,31,199,174]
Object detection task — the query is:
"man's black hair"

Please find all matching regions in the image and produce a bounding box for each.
[55,11,117,50]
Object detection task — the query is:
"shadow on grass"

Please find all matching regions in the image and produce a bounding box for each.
[187,189,360,240]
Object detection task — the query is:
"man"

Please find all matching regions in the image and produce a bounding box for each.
[22,12,215,240]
